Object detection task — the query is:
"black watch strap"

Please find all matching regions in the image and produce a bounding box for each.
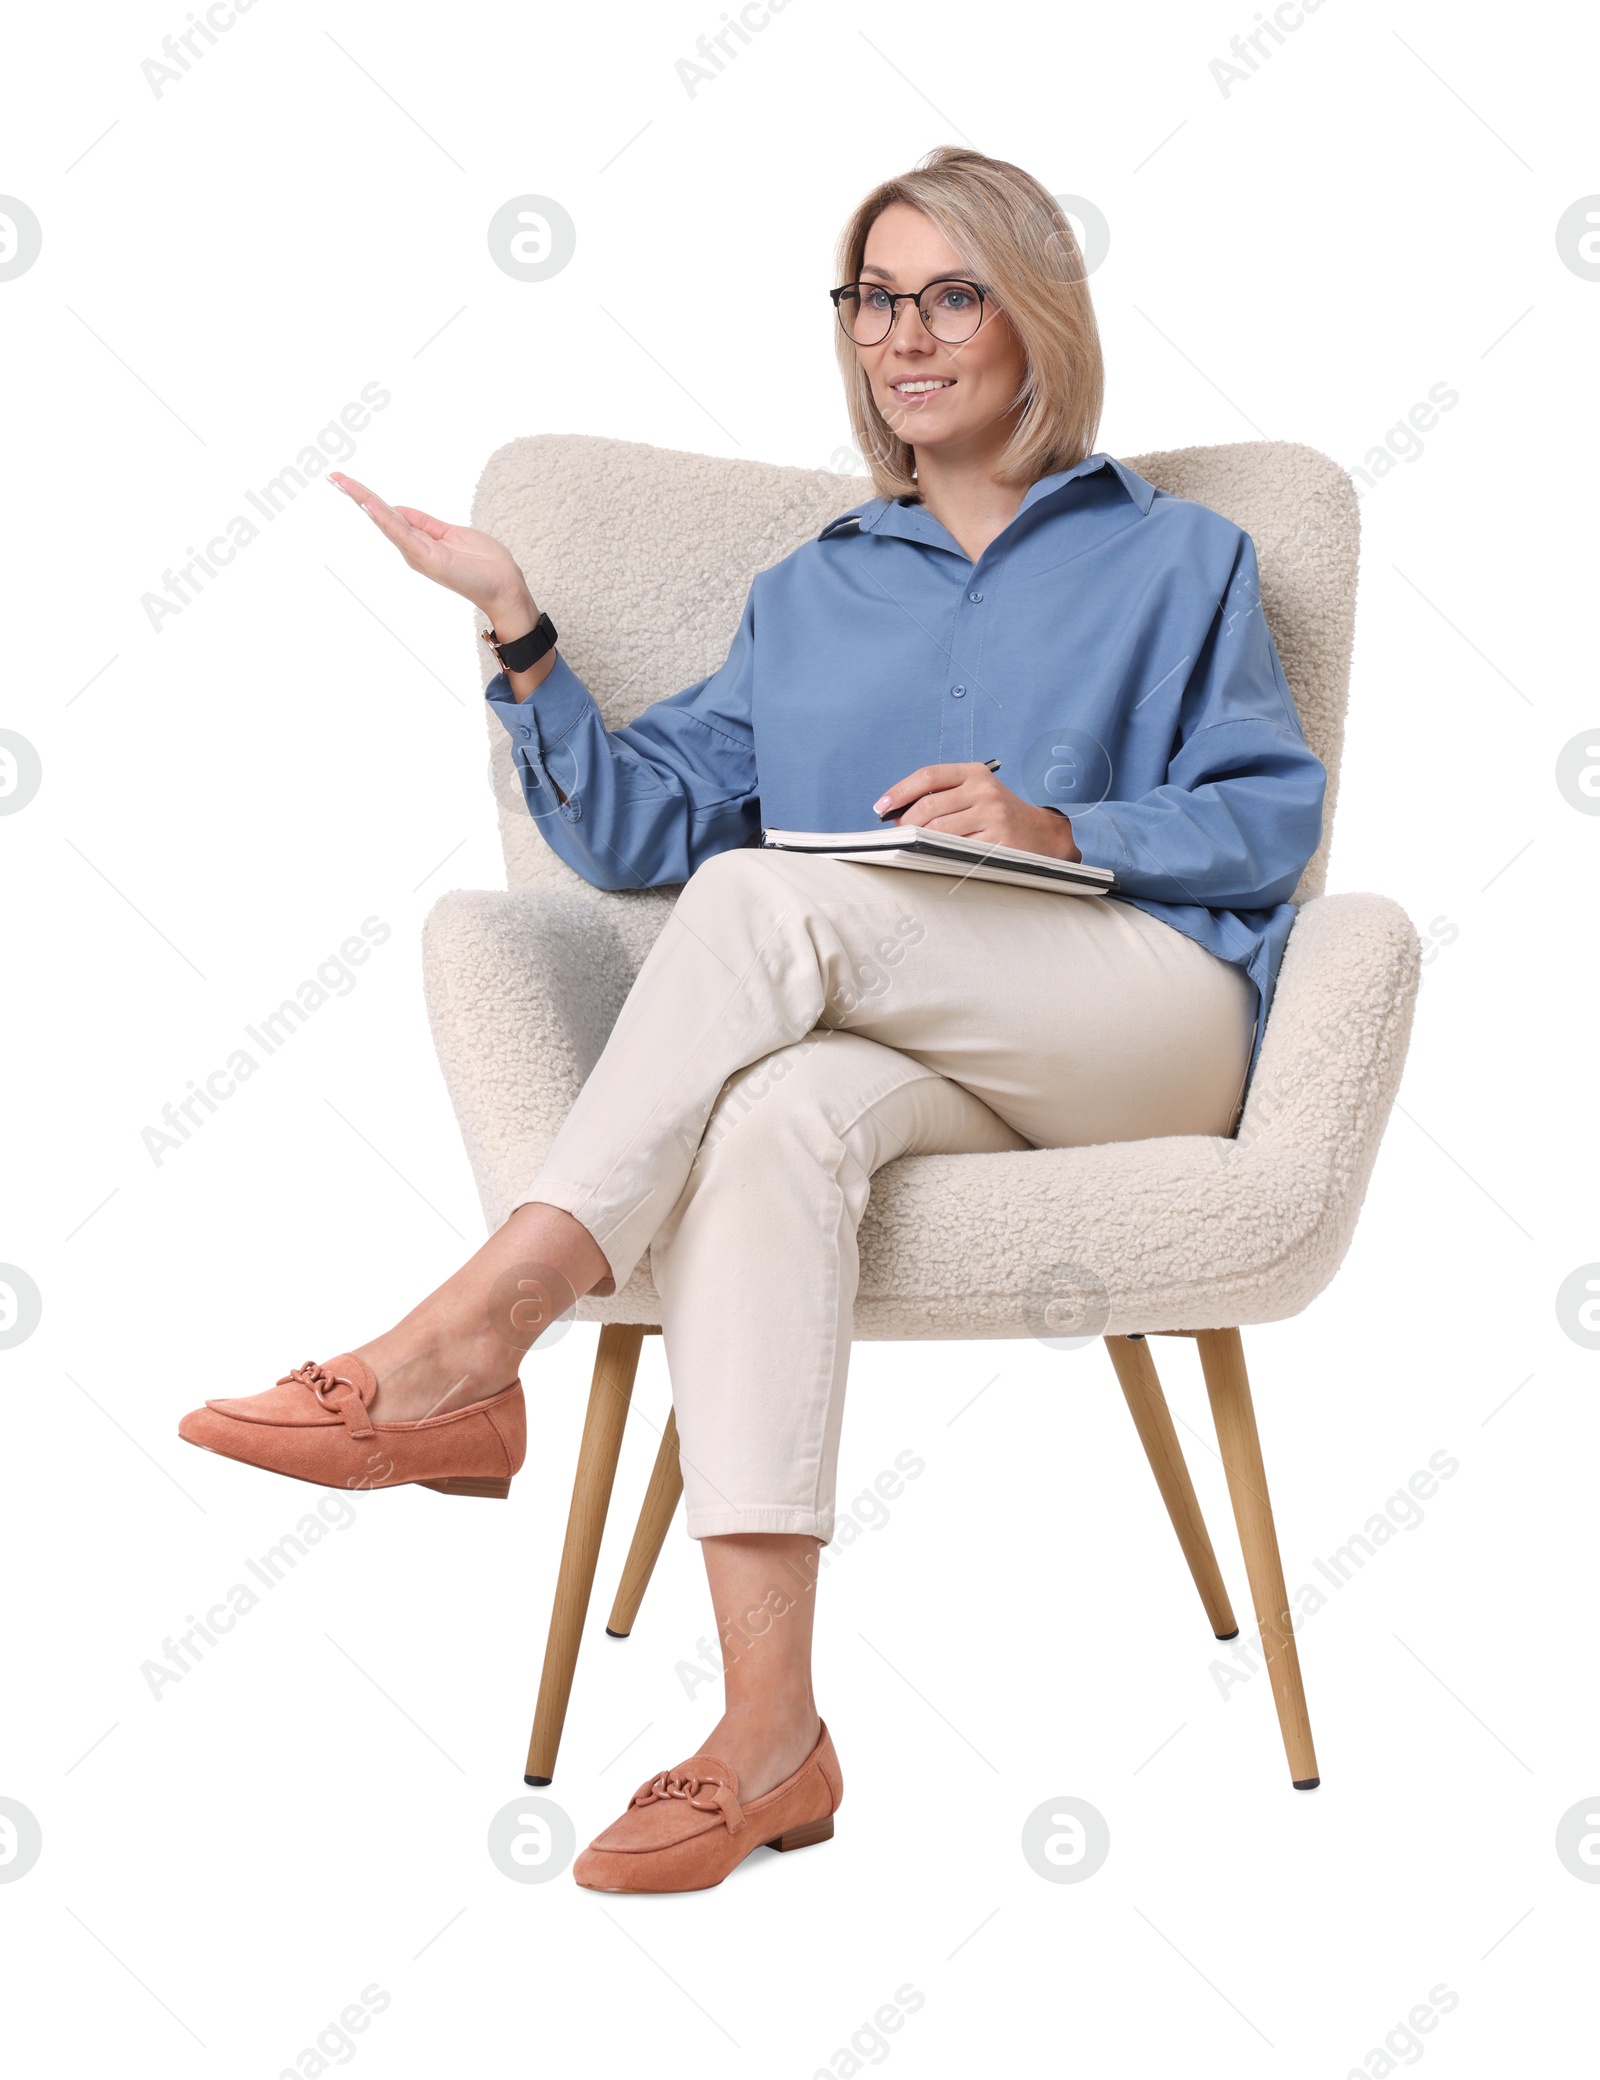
[482,610,557,674]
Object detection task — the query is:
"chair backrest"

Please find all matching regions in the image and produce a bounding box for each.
[472,435,1358,904]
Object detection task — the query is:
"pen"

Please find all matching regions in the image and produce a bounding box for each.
[879,758,1002,822]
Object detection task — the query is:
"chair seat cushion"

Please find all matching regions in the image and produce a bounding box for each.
[422,884,1419,1339]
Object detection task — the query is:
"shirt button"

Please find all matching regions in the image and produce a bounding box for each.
[951,684,966,699]
[517,724,532,740]
[968,589,984,603]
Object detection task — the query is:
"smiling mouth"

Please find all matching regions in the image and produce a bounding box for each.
[890,377,956,398]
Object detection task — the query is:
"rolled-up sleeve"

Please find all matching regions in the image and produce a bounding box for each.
[485,583,761,889]
[1066,530,1326,911]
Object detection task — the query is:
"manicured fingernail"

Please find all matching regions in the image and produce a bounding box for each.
[872,795,890,814]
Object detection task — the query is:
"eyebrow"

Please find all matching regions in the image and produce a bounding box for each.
[857,263,970,283]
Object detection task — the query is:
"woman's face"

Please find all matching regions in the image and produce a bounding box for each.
[853,202,1028,467]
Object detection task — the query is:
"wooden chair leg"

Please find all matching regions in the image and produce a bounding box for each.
[1104,1335,1238,1640]
[605,1409,684,1638]
[1193,1327,1321,1790]
[523,1324,645,1785]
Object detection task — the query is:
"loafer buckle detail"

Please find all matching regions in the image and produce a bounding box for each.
[629,1768,747,1836]
[279,1359,377,1441]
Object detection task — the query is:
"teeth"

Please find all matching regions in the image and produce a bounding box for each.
[896,379,953,394]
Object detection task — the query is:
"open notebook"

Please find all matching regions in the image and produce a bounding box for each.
[760,826,1116,895]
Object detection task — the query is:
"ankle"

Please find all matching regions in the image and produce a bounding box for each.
[724,1683,816,1713]
[497,1201,614,1298]
[706,1698,820,1802]
[358,1319,519,1418]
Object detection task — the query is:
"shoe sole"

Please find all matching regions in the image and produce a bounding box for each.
[183,1442,513,1499]
[573,1813,835,1892]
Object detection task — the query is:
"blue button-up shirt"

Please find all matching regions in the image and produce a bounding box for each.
[487,452,1326,1083]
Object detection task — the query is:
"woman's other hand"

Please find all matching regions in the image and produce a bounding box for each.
[872,763,1081,861]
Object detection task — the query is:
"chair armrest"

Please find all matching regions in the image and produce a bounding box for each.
[1189,888,1421,1319]
[421,882,676,1230]
[1238,891,1420,1164]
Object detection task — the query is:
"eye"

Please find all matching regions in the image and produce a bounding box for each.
[861,285,892,310]
[934,283,975,310]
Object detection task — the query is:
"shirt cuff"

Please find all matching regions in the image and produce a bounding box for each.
[1057,802,1131,880]
[483,650,595,754]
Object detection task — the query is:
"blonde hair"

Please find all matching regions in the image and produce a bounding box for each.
[832,146,1104,501]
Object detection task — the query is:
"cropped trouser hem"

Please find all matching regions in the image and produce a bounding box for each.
[683,1508,830,1540]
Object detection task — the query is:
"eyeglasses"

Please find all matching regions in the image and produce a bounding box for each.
[830,276,992,347]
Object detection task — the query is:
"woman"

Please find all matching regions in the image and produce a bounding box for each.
[179,147,1324,1892]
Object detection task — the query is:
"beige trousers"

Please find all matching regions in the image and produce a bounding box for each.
[520,848,1255,1541]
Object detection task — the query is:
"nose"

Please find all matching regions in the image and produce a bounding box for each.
[889,297,937,352]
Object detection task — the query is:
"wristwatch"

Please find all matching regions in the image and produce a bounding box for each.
[481,610,558,674]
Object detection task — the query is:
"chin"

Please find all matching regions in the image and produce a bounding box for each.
[885,421,959,455]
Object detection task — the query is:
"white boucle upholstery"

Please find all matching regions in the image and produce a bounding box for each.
[422,434,1419,1337]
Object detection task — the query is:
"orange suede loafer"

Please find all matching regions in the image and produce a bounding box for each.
[178,1353,524,1497]
[573,1720,843,1893]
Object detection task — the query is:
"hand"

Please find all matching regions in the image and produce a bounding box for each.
[328,472,533,627]
[873,762,1081,861]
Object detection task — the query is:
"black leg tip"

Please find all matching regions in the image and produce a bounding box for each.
[604,1627,630,1639]
[1292,1776,1321,1790]
[1215,1627,1240,1640]
[524,1773,552,1786]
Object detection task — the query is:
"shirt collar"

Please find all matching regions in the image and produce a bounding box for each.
[1018,451,1157,517]
[836,450,1156,550]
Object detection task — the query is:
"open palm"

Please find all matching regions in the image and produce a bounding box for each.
[329,471,525,613]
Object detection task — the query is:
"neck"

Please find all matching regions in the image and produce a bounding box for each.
[908,428,1029,563]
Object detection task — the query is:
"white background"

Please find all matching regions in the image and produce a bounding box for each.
[3,0,1597,2073]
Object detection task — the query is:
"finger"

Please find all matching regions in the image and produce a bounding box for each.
[896,782,975,827]
[873,764,967,816]
[392,506,455,540]
[354,495,427,562]
[332,474,413,541]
